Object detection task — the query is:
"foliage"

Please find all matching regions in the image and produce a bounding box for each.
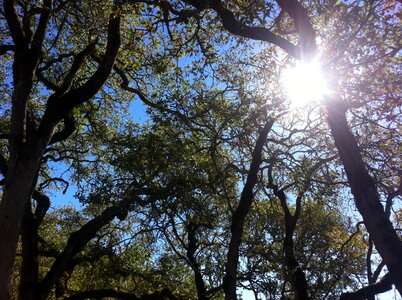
[0,0,401,299]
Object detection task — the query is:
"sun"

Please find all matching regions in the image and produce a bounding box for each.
[281,59,328,106]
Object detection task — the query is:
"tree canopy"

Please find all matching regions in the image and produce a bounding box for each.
[0,0,401,299]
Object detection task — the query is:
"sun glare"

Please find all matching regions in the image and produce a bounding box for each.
[281,59,328,106]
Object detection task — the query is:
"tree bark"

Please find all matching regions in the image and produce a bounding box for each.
[19,191,50,300]
[0,4,121,297]
[223,120,274,300]
[19,201,40,300]
[268,179,309,300]
[340,273,393,300]
[281,203,309,300]
[0,150,44,299]
[38,198,131,299]
[325,96,402,295]
[186,223,208,300]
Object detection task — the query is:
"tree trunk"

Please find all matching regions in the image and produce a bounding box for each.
[0,150,43,300]
[18,201,40,300]
[223,120,274,300]
[325,95,402,295]
[283,236,309,300]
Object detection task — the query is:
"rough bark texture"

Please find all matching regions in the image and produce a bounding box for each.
[0,152,43,299]
[223,120,274,300]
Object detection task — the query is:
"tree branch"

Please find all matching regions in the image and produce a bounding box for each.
[0,153,8,177]
[48,113,76,145]
[3,0,27,50]
[0,44,15,55]
[275,0,316,57]
[223,119,274,299]
[57,39,98,95]
[39,195,133,298]
[32,190,51,225]
[31,0,52,52]
[53,13,121,112]
[340,273,393,300]
[37,11,121,140]
[186,0,301,58]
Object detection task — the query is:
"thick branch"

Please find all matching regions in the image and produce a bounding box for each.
[223,119,274,300]
[19,201,40,300]
[268,181,309,300]
[57,39,98,95]
[0,153,8,176]
[340,273,393,300]
[187,0,300,58]
[37,12,121,140]
[275,0,316,57]
[48,113,76,145]
[31,0,52,52]
[3,0,27,49]
[32,190,51,225]
[39,197,132,298]
[53,13,120,112]
[186,222,208,300]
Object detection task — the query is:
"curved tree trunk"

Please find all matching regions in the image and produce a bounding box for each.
[325,96,402,294]
[223,120,274,300]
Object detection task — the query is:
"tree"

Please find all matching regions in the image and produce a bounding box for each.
[169,0,402,296]
[1,0,400,299]
[0,0,121,297]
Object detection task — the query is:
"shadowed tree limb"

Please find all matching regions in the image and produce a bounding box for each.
[340,273,393,300]
[267,175,309,300]
[49,113,77,145]
[184,0,301,58]
[38,195,132,299]
[19,190,51,300]
[37,11,121,143]
[223,119,274,300]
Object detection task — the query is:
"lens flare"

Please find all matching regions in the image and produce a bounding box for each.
[281,59,328,106]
